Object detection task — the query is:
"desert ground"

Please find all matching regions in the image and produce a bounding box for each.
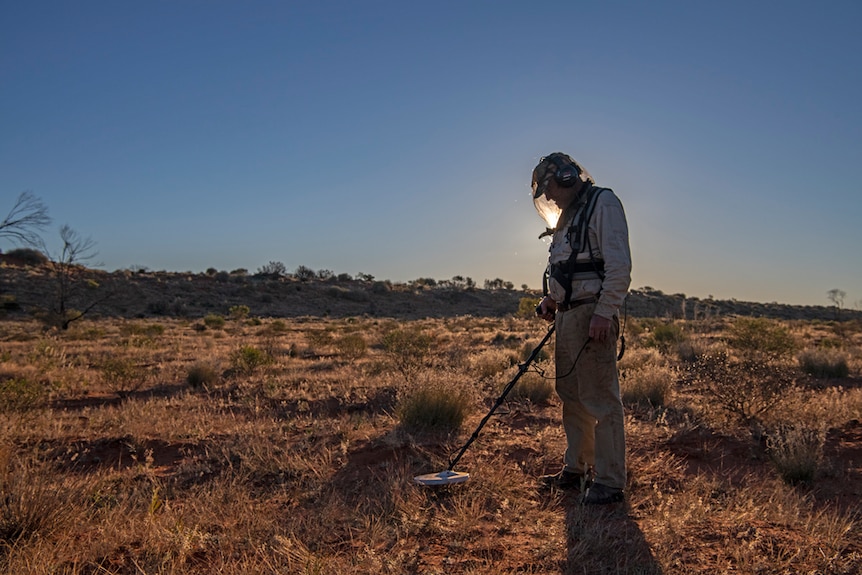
[1,269,861,574]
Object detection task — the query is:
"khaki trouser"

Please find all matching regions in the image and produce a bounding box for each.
[554,303,626,490]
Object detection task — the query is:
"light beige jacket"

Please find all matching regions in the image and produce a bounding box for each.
[547,187,632,320]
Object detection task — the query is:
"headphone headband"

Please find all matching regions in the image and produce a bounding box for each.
[543,153,580,188]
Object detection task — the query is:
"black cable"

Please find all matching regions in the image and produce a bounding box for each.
[551,337,590,381]
[617,296,628,361]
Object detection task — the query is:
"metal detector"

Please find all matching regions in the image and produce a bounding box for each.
[414,324,555,486]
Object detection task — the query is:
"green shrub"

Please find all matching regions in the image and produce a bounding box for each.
[100,357,143,392]
[397,383,470,432]
[335,333,367,361]
[0,377,47,411]
[798,349,849,379]
[229,305,250,320]
[230,345,272,375]
[728,317,798,358]
[643,322,686,353]
[517,297,542,318]
[203,314,226,329]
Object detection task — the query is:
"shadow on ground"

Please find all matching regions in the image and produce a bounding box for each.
[564,496,662,575]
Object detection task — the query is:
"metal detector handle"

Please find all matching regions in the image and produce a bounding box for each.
[447,323,556,471]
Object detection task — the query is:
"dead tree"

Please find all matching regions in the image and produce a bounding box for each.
[0,191,51,248]
[45,225,112,330]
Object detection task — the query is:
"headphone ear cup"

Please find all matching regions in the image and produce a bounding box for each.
[554,164,579,187]
[540,153,581,189]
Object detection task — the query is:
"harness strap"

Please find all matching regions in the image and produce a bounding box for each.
[544,185,608,305]
[551,260,605,276]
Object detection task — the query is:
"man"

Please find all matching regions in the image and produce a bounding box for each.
[531,152,631,505]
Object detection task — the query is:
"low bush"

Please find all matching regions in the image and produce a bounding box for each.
[621,364,675,408]
[230,345,272,375]
[798,349,850,379]
[186,363,220,389]
[382,327,435,380]
[0,455,72,546]
[335,333,367,361]
[643,322,686,353]
[203,314,226,329]
[618,347,665,372]
[3,247,48,266]
[397,382,470,433]
[520,339,551,363]
[0,376,47,411]
[100,357,144,392]
[766,423,826,484]
[469,349,516,380]
[305,329,334,348]
[690,351,796,432]
[517,297,542,318]
[507,372,555,405]
[677,336,711,363]
[728,317,798,358]
[229,305,250,320]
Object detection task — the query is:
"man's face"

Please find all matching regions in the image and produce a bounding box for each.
[543,178,581,209]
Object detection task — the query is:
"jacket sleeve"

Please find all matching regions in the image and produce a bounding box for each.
[591,191,632,319]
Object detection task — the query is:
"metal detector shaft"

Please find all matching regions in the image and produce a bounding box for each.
[447,323,555,471]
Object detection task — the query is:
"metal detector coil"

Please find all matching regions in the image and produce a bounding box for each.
[413,324,555,487]
[414,470,470,486]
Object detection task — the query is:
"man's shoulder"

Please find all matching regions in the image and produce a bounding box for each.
[592,186,624,209]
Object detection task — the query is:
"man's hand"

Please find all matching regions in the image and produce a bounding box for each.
[536,296,556,322]
[589,314,612,342]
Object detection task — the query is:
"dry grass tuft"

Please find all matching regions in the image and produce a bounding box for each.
[798,348,851,379]
[766,423,826,484]
[397,375,472,433]
[621,363,676,408]
[506,371,555,405]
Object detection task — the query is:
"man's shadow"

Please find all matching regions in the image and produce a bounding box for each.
[563,497,661,574]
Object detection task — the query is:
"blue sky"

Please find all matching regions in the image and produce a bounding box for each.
[2,1,860,307]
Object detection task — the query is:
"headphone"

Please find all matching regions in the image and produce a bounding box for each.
[544,153,581,188]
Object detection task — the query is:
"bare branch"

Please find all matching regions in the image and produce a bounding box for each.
[0,191,52,247]
[58,224,98,265]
